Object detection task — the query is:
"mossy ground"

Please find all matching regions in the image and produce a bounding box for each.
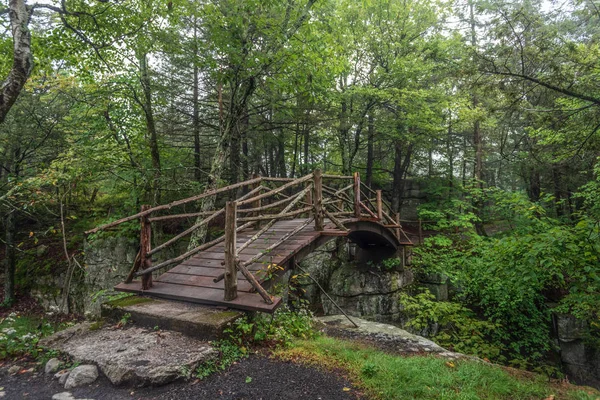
[105,295,155,308]
[274,335,600,400]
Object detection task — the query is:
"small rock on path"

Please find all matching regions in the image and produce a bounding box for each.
[45,358,61,374]
[53,392,94,400]
[65,365,98,389]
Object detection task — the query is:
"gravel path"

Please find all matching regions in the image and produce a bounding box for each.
[0,356,362,400]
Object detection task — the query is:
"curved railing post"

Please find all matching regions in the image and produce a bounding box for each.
[376,189,383,220]
[140,204,153,290]
[251,173,261,230]
[313,169,324,231]
[353,172,361,218]
[224,201,238,301]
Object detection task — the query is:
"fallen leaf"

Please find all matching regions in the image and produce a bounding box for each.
[445,362,455,368]
[343,387,351,392]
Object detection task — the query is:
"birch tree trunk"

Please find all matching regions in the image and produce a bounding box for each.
[0,0,34,124]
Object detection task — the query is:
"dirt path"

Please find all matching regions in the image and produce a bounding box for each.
[0,355,362,400]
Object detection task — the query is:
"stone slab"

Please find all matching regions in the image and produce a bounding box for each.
[40,322,216,386]
[101,296,242,340]
[317,315,474,360]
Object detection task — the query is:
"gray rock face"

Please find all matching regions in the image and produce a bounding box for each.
[556,314,588,342]
[82,237,138,316]
[40,322,216,386]
[323,263,413,322]
[64,365,98,389]
[291,239,413,323]
[554,313,600,389]
[45,358,61,374]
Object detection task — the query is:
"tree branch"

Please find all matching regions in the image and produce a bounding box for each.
[485,67,600,107]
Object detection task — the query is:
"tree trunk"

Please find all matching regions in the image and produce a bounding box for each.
[277,129,287,177]
[528,169,541,202]
[469,0,486,236]
[447,114,454,197]
[291,123,299,178]
[139,52,161,205]
[241,106,250,180]
[366,113,374,187]
[188,78,255,249]
[4,208,16,305]
[391,141,413,212]
[338,97,350,175]
[303,123,310,175]
[192,18,201,182]
[230,122,240,185]
[3,145,19,305]
[552,164,562,216]
[0,0,34,124]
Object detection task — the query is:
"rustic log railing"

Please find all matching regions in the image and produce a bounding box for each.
[86,169,411,304]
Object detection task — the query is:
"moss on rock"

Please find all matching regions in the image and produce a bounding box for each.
[106,296,155,308]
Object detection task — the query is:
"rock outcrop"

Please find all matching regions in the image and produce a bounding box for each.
[291,239,413,323]
[40,322,216,386]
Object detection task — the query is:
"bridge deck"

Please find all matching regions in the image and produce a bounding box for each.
[115,219,333,313]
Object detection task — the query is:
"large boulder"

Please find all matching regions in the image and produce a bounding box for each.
[323,263,413,322]
[40,322,216,386]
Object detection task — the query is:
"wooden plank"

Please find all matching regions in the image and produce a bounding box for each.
[168,264,235,277]
[156,272,254,292]
[179,258,223,268]
[320,230,349,236]
[114,281,281,313]
[170,264,270,277]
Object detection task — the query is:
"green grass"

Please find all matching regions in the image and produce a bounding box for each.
[275,336,600,400]
[0,313,72,360]
[0,314,42,336]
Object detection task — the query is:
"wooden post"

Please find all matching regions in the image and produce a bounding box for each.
[376,190,383,221]
[418,218,423,245]
[251,173,261,230]
[305,183,313,217]
[395,213,401,241]
[224,201,238,301]
[140,205,152,290]
[353,172,361,218]
[313,169,324,231]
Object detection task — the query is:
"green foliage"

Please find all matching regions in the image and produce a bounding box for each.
[414,186,600,370]
[0,312,71,360]
[195,306,315,380]
[380,257,402,271]
[400,290,504,362]
[118,313,132,327]
[195,339,247,380]
[225,305,315,348]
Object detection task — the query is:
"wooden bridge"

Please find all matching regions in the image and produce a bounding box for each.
[86,171,412,313]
